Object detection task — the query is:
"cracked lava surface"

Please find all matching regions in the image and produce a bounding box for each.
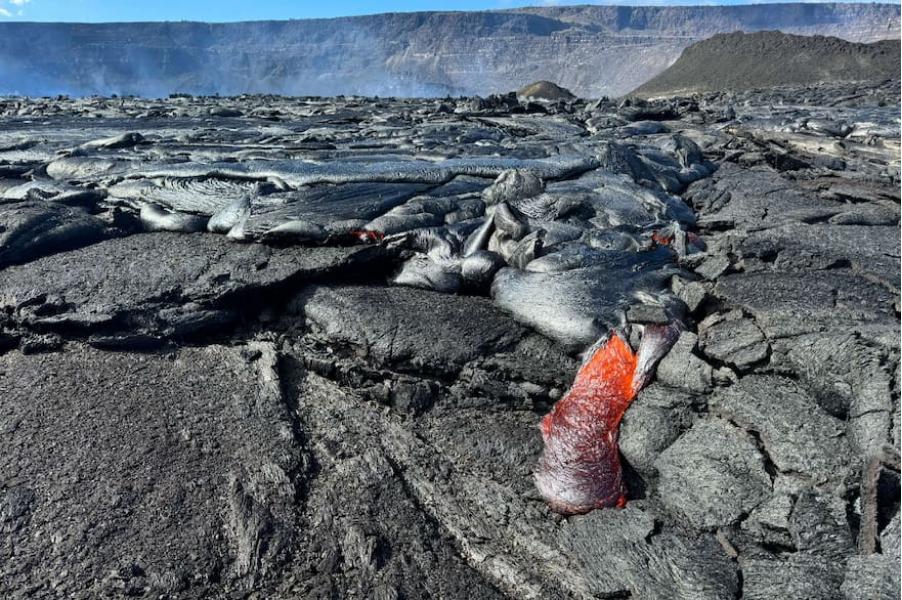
[0,82,899,599]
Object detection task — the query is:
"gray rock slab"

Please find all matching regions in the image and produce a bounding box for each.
[739,222,900,289]
[655,331,714,393]
[772,331,896,455]
[562,508,739,600]
[290,284,527,376]
[276,372,507,599]
[789,489,855,562]
[698,312,769,370]
[710,375,853,489]
[742,493,794,547]
[655,417,772,529]
[685,163,845,232]
[881,513,901,557]
[0,232,381,338]
[620,383,697,479]
[714,270,898,339]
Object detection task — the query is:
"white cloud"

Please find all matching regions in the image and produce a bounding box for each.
[0,0,31,18]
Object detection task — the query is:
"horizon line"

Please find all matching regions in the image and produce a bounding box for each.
[0,1,899,25]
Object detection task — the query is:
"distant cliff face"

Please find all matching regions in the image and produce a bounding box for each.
[0,3,899,98]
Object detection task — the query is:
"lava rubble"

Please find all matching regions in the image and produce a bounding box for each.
[0,84,899,599]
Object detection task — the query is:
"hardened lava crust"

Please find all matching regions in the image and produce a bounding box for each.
[0,83,899,599]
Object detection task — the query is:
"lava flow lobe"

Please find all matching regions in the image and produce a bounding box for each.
[535,325,679,515]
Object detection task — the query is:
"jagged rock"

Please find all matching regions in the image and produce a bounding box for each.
[655,418,772,529]
[620,383,696,479]
[789,490,855,562]
[671,276,708,312]
[389,379,437,415]
[655,331,714,393]
[710,375,853,489]
[562,508,739,599]
[742,493,794,546]
[881,513,901,557]
[771,332,895,455]
[694,254,731,280]
[698,311,769,370]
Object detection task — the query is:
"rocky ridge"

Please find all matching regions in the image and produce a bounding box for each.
[0,3,899,98]
[632,31,901,98]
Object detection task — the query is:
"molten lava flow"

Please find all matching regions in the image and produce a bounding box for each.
[350,229,385,244]
[652,227,704,250]
[534,325,679,515]
[651,230,674,246]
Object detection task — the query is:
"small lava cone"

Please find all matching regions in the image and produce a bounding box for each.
[516,80,577,103]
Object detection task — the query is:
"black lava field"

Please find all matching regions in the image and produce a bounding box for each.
[0,81,899,599]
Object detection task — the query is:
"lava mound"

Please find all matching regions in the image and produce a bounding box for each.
[632,30,901,98]
[517,80,576,102]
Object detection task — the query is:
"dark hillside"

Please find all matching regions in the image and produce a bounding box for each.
[632,30,900,98]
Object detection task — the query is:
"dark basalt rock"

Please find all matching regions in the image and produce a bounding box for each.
[713,270,898,339]
[740,555,845,600]
[619,383,697,479]
[561,507,739,599]
[698,311,769,371]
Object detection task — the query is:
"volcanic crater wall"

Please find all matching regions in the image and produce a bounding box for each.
[0,2,899,98]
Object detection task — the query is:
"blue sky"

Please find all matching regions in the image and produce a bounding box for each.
[0,0,895,22]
